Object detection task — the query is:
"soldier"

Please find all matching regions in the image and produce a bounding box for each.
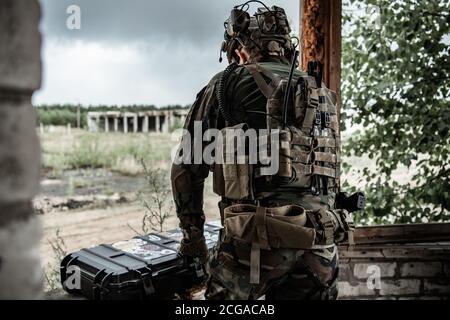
[171,2,355,300]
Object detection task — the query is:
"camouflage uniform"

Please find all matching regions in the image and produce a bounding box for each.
[171,57,340,300]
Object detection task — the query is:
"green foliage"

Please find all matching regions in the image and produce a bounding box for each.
[44,229,67,291]
[129,160,173,234]
[65,134,111,169]
[42,130,175,176]
[342,0,450,224]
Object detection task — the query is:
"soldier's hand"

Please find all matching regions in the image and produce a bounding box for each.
[179,228,209,265]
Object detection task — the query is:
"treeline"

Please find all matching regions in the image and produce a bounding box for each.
[35,104,190,128]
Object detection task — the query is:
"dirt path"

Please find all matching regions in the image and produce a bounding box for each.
[40,196,221,270]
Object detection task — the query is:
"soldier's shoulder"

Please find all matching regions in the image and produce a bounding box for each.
[203,65,249,91]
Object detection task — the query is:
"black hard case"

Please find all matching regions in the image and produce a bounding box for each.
[60,221,222,300]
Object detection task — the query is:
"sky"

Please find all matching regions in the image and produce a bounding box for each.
[35,0,300,107]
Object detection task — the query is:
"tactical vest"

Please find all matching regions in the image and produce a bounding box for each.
[212,62,341,201]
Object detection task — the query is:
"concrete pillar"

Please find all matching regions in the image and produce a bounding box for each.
[0,0,43,299]
[143,116,149,133]
[104,116,109,132]
[155,115,160,133]
[114,117,119,132]
[162,112,169,133]
[133,115,138,133]
[87,115,98,132]
[123,116,128,133]
[168,111,175,130]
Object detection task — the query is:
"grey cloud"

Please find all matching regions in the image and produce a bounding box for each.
[36,0,300,106]
[40,0,299,47]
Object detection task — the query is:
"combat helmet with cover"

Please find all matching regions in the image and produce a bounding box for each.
[219,2,295,64]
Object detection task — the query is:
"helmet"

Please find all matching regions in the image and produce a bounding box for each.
[220,2,294,63]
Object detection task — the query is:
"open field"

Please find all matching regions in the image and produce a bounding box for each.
[41,127,175,177]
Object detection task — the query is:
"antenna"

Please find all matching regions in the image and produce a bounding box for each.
[282,50,299,129]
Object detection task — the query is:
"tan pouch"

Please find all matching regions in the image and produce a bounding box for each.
[220,123,253,200]
[224,204,316,250]
[223,162,252,200]
[223,204,316,284]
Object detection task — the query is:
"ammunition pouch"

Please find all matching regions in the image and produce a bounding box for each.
[212,123,254,200]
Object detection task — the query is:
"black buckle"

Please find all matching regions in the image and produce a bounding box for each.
[310,175,321,196]
[315,111,321,126]
[324,112,331,128]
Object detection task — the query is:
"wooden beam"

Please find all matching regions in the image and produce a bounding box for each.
[300,0,342,118]
[349,223,450,245]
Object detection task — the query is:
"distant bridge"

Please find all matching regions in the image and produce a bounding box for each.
[87,109,188,133]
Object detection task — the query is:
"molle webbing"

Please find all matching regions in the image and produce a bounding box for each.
[226,62,341,195]
[298,82,339,131]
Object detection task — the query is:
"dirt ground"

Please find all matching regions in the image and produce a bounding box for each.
[39,197,221,268]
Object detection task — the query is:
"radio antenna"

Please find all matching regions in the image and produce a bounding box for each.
[282,50,299,129]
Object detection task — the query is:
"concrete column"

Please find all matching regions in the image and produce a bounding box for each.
[114,117,119,132]
[143,116,149,133]
[0,0,43,299]
[104,116,109,132]
[87,115,98,132]
[123,116,128,133]
[168,111,175,130]
[155,115,161,133]
[133,115,138,133]
[162,112,169,133]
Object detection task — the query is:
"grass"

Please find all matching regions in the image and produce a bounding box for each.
[44,229,67,291]
[40,128,177,176]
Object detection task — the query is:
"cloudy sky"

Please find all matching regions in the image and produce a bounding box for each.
[35,0,300,107]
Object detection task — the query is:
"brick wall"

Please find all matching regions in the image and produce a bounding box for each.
[337,224,450,300]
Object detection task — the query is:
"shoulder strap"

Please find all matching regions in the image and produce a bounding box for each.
[243,63,282,99]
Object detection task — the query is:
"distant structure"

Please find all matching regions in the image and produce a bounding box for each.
[87,109,188,133]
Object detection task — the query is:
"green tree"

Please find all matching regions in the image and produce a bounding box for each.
[341,0,450,224]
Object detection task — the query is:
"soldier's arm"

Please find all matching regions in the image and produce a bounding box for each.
[171,78,219,262]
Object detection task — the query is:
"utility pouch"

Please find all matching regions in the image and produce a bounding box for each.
[223,162,252,200]
[220,123,254,200]
[223,204,316,284]
[330,209,355,245]
[307,208,355,246]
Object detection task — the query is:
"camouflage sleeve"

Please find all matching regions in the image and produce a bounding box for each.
[170,75,219,259]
